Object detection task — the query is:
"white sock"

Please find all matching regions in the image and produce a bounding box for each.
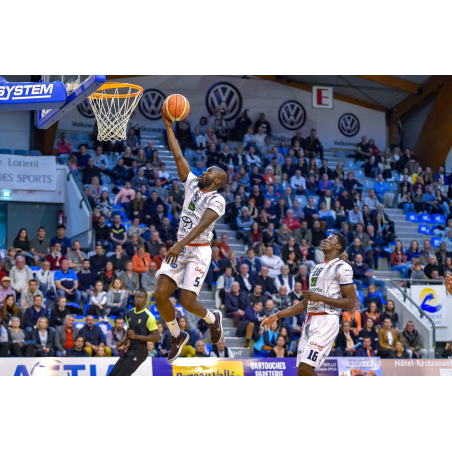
[203,310,216,325]
[166,319,181,338]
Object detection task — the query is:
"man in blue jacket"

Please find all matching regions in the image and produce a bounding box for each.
[242,248,261,277]
[366,225,391,270]
[355,337,376,357]
[225,282,250,327]
[234,264,255,293]
[237,300,264,348]
[80,316,111,356]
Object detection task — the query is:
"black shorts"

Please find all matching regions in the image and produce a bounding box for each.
[108,347,148,376]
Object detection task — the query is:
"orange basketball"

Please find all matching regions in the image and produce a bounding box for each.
[163,94,190,121]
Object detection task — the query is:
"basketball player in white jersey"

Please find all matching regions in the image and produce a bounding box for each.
[154,109,228,361]
[261,232,355,376]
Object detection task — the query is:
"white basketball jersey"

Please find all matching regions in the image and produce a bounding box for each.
[178,172,225,244]
[307,258,353,315]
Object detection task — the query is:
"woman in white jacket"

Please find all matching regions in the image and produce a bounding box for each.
[88,281,107,322]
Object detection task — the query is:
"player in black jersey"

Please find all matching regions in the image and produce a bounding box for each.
[108,290,159,376]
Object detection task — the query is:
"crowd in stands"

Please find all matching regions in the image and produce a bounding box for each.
[3,110,449,360]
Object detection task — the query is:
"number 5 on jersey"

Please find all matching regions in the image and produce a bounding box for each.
[194,277,201,287]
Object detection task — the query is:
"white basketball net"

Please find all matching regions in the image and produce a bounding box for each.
[88,83,143,141]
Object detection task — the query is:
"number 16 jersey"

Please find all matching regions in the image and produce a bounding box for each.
[178,172,226,244]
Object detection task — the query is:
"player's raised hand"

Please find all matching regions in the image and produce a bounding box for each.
[445,274,452,294]
[260,314,278,331]
[165,243,183,266]
[161,107,173,128]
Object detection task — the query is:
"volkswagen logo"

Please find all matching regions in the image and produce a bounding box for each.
[278,100,306,130]
[338,113,360,137]
[139,89,166,120]
[206,82,242,121]
[77,99,95,118]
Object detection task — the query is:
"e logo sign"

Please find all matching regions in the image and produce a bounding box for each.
[312,86,333,109]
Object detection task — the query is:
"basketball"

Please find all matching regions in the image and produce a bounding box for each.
[163,94,190,121]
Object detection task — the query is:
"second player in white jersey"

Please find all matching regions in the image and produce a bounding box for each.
[178,172,226,244]
[260,232,356,376]
[307,258,354,315]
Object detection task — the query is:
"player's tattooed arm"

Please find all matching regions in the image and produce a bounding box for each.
[162,107,190,182]
[261,300,307,331]
[301,284,355,310]
[165,209,220,266]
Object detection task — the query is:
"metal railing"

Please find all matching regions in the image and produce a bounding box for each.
[389,279,436,351]
[65,162,95,250]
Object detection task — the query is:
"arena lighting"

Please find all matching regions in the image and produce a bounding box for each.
[0,189,11,198]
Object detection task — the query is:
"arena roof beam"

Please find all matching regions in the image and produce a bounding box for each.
[390,75,451,121]
[255,75,386,112]
[354,75,421,94]
[414,77,452,171]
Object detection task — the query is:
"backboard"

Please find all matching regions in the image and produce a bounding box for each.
[37,75,106,129]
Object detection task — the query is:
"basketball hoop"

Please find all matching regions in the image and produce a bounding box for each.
[88,82,143,141]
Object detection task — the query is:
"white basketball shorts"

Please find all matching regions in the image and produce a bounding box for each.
[156,244,211,296]
[297,314,339,369]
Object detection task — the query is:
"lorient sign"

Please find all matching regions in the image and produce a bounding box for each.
[0,155,56,191]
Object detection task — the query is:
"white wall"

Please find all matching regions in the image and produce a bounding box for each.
[0,111,31,150]
[58,75,386,151]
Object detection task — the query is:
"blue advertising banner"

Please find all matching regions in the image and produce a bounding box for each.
[152,357,382,376]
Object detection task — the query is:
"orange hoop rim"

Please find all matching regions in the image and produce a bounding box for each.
[89,82,143,99]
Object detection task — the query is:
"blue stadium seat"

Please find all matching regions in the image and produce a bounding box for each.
[204,343,212,355]
[406,213,419,222]
[388,181,398,191]
[383,247,392,254]
[418,225,432,235]
[86,251,96,259]
[419,213,433,223]
[66,302,79,309]
[74,315,84,319]
[14,149,28,156]
[75,321,86,330]
[0,149,12,154]
[150,304,160,320]
[354,170,364,178]
[431,237,442,248]
[96,322,112,337]
[102,175,112,185]
[363,180,373,188]
[357,290,364,307]
[433,214,446,225]
[336,151,346,159]
[29,150,42,156]
[344,160,355,168]
[112,210,127,220]
[106,251,115,257]
[175,304,186,317]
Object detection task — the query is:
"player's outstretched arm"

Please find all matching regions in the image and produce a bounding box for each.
[301,284,355,311]
[165,209,220,266]
[162,108,190,182]
[127,329,160,343]
[445,275,452,295]
[261,300,307,331]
